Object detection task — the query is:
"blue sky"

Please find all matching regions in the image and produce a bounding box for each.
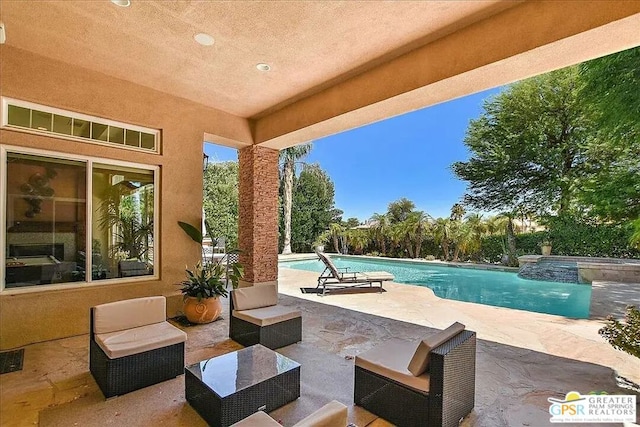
[205,86,503,221]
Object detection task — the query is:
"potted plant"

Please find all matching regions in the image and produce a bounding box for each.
[178,221,243,324]
[540,239,552,256]
[179,261,242,324]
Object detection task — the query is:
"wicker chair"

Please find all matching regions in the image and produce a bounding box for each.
[229,284,302,349]
[354,323,476,427]
[89,296,186,398]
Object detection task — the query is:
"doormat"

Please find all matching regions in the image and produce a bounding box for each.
[0,349,24,374]
[300,287,386,295]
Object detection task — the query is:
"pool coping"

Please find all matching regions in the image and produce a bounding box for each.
[279,253,520,273]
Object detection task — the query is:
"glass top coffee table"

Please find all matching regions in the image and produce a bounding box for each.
[185,344,300,427]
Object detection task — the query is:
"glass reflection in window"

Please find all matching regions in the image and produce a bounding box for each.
[4,153,87,287]
[92,165,154,280]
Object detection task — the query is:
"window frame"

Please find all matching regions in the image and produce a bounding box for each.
[0,144,160,293]
[1,97,161,154]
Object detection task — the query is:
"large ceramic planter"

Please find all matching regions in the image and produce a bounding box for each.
[541,245,552,256]
[183,296,222,324]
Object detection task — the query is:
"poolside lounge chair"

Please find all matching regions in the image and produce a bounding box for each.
[354,322,476,427]
[315,250,394,295]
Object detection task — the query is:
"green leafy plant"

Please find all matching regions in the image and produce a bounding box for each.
[179,261,243,301]
[598,305,640,359]
[177,220,244,300]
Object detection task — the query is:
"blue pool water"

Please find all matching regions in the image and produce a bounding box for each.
[281,256,592,318]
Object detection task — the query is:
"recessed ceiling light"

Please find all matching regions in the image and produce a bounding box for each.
[194,33,215,46]
[256,63,271,72]
[111,0,131,7]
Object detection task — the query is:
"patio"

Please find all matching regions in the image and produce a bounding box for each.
[2,265,638,426]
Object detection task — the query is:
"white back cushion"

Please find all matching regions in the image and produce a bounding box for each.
[407,322,465,376]
[232,284,277,310]
[93,296,166,334]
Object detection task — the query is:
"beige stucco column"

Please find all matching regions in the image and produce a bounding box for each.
[237,145,280,288]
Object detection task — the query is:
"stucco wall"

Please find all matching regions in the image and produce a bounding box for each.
[0,46,252,349]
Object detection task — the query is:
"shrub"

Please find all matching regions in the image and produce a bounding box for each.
[424,255,436,261]
[598,306,640,359]
[479,216,639,261]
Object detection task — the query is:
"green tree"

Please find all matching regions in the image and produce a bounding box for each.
[580,46,640,139]
[203,161,239,249]
[452,67,595,215]
[328,222,345,253]
[578,47,640,221]
[369,213,390,255]
[450,221,475,262]
[289,164,336,252]
[345,217,360,228]
[280,143,312,254]
[387,198,415,223]
[346,228,370,255]
[404,211,431,258]
[463,213,486,260]
[432,217,453,261]
[450,203,466,221]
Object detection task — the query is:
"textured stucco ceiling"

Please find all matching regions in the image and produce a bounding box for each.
[0,0,517,118]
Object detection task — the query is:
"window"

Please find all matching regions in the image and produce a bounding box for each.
[92,165,154,281]
[1,147,158,290]
[2,98,160,153]
[5,154,87,287]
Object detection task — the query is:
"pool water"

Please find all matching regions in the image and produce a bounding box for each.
[281,256,592,318]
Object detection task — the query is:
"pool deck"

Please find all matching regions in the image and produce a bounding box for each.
[1,254,638,426]
[279,254,640,385]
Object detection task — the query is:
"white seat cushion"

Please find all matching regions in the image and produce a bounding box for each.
[407,322,465,376]
[230,411,280,427]
[363,271,394,281]
[355,338,430,393]
[95,321,186,359]
[93,296,166,334]
[295,400,348,427]
[233,305,301,327]
[230,402,347,427]
[232,284,278,310]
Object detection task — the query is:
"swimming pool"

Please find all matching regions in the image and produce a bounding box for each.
[280,256,592,318]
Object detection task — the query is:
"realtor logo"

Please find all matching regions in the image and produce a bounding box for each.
[548,391,636,423]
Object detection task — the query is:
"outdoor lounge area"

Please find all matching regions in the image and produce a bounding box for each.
[2,264,639,426]
[1,2,639,427]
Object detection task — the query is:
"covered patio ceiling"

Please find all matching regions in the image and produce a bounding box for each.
[1,1,639,149]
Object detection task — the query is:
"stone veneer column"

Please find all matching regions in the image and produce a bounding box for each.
[238,145,279,287]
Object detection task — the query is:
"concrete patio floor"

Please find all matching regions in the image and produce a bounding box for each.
[1,259,638,426]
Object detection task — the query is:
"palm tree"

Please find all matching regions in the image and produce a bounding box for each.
[485,215,507,236]
[405,211,431,258]
[328,222,345,253]
[496,211,518,266]
[450,203,466,221]
[387,198,415,223]
[280,143,312,255]
[464,213,486,260]
[347,229,370,255]
[388,222,406,257]
[432,217,452,261]
[369,213,389,255]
